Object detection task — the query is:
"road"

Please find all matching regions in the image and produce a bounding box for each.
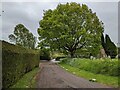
[36,61,111,88]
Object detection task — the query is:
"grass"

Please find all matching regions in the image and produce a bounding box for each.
[10,67,39,88]
[61,58,118,76]
[59,63,118,88]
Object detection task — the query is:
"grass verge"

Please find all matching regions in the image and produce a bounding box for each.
[59,63,118,88]
[10,67,39,88]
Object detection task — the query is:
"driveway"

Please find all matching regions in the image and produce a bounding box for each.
[36,61,111,88]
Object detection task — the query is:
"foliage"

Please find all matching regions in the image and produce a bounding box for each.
[60,58,119,76]
[39,47,51,60]
[38,2,104,57]
[9,24,36,49]
[75,46,101,58]
[101,34,117,58]
[2,40,39,88]
[50,51,66,59]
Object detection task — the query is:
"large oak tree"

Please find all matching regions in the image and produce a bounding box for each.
[38,2,104,57]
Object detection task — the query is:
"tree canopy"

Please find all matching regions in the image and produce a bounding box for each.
[9,24,36,49]
[38,2,104,57]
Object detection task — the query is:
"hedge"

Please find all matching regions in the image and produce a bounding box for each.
[2,41,40,88]
[60,58,119,76]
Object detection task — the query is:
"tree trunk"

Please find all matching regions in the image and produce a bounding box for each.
[70,51,74,58]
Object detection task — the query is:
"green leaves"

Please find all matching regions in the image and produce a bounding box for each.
[8,34,16,43]
[38,2,104,57]
[9,24,36,49]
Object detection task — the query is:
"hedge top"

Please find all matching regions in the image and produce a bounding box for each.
[2,40,38,54]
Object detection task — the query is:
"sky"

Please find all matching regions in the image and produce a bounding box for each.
[0,0,119,46]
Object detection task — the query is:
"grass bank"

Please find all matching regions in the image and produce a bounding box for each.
[59,58,118,88]
[10,67,39,88]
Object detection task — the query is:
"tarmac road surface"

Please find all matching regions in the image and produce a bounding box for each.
[36,61,112,88]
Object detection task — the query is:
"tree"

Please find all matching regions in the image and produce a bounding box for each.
[105,34,117,58]
[39,47,51,60]
[9,24,36,49]
[101,34,117,58]
[8,34,16,43]
[118,47,120,59]
[38,2,104,57]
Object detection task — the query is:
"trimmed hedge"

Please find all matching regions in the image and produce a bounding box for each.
[2,41,40,88]
[60,58,119,76]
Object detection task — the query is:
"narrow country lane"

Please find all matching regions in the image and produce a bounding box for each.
[36,61,111,88]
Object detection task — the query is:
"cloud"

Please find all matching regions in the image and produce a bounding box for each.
[85,2,118,44]
[0,2,2,40]
[118,2,120,44]
[1,0,119,2]
[1,1,118,46]
[2,2,58,42]
[1,0,60,2]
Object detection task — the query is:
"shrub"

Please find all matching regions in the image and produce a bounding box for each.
[2,40,39,88]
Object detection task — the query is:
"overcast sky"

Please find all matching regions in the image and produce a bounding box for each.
[1,0,119,46]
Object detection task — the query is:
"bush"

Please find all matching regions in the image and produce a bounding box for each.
[61,58,119,76]
[2,41,40,88]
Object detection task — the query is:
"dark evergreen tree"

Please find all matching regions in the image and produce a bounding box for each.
[118,47,120,59]
[101,34,117,59]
